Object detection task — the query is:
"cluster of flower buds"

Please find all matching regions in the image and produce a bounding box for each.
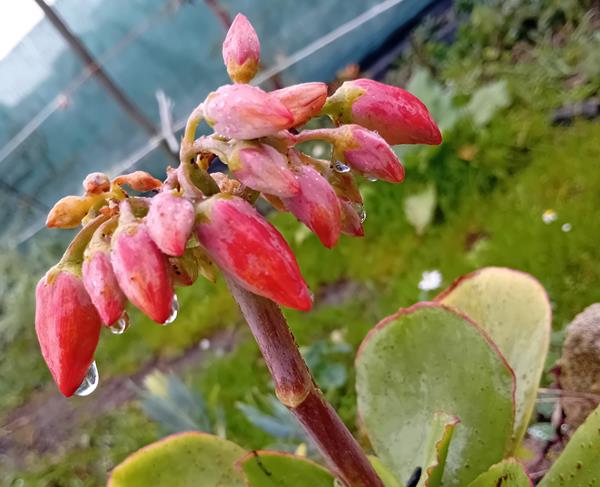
[35,13,441,397]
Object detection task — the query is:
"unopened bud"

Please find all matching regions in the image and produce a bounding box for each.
[195,195,312,311]
[229,142,299,197]
[324,78,442,145]
[204,84,293,140]
[113,171,162,192]
[222,13,260,84]
[282,164,341,248]
[47,195,100,229]
[83,172,110,194]
[146,191,195,257]
[35,267,102,396]
[271,82,328,127]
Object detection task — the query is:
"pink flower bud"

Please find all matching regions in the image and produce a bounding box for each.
[35,268,102,397]
[146,191,195,256]
[271,82,328,127]
[325,78,441,145]
[204,84,293,140]
[196,195,312,310]
[229,143,299,197]
[222,13,260,84]
[111,219,174,324]
[339,199,365,237]
[336,125,405,183]
[83,223,126,326]
[282,165,341,248]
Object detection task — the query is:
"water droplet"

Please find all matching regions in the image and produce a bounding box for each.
[110,311,130,335]
[333,161,351,173]
[163,295,179,325]
[367,175,378,182]
[353,203,366,223]
[562,223,572,232]
[75,361,99,397]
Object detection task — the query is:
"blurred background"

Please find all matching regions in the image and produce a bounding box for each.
[0,0,599,485]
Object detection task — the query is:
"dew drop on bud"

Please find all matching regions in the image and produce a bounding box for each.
[367,176,378,182]
[163,295,179,325]
[333,161,351,173]
[353,203,367,223]
[75,361,99,397]
[110,311,130,335]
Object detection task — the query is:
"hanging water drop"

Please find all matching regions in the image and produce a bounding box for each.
[353,203,367,223]
[75,361,99,397]
[110,311,130,335]
[163,295,179,325]
[333,161,351,173]
[367,175,378,182]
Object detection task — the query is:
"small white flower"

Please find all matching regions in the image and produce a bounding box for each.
[330,329,344,344]
[200,338,211,350]
[418,270,442,291]
[312,143,326,157]
[542,209,557,224]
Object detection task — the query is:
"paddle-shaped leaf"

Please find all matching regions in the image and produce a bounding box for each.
[356,303,515,487]
[237,451,335,487]
[108,432,246,487]
[437,267,551,448]
[538,404,600,486]
[467,459,531,486]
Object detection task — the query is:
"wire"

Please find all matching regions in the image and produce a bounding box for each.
[11,0,408,246]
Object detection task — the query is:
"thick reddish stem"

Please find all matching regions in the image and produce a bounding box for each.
[225,276,384,487]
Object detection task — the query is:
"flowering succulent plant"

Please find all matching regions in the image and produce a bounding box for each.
[35,13,444,487]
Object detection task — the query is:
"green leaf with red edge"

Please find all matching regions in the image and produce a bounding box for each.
[436,267,551,449]
[108,432,246,487]
[538,403,600,487]
[237,451,335,487]
[356,303,515,487]
[466,459,531,486]
[369,456,405,487]
[417,412,460,487]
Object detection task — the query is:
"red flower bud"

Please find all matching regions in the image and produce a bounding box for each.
[271,82,328,127]
[111,213,174,324]
[229,143,299,197]
[339,199,365,237]
[146,191,195,257]
[336,125,405,183]
[82,221,126,326]
[325,78,441,145]
[282,164,341,248]
[222,13,260,84]
[204,84,293,140]
[196,195,312,310]
[35,268,102,397]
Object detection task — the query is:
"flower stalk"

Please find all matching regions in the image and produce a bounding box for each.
[225,276,384,487]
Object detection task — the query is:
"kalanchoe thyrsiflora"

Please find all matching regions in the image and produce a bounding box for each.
[36,268,102,397]
[332,125,405,183]
[271,82,328,127]
[222,13,260,84]
[282,163,342,248]
[204,84,293,139]
[82,217,126,326]
[146,191,196,256]
[229,142,299,197]
[111,202,174,323]
[195,195,312,311]
[323,78,442,146]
